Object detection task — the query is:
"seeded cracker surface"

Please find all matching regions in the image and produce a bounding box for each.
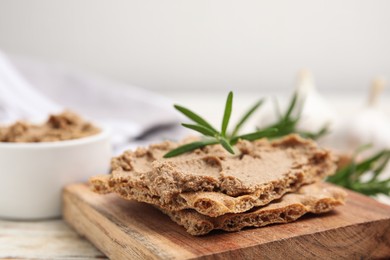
[160,183,346,235]
[91,134,338,217]
[0,111,100,142]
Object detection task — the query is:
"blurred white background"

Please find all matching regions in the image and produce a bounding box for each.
[0,0,390,94]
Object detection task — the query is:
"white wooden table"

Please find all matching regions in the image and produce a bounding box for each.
[0,219,105,259]
[2,91,390,259]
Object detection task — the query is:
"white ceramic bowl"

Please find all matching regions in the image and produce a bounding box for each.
[0,128,111,220]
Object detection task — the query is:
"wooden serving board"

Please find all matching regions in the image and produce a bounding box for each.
[63,184,390,259]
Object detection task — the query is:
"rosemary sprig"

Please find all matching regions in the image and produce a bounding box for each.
[327,148,390,196]
[165,90,330,158]
[258,92,329,140]
[164,92,277,158]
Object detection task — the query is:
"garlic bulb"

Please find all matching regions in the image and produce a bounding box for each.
[339,78,390,153]
[295,69,337,135]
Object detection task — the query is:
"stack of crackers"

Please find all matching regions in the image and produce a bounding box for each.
[90,134,346,236]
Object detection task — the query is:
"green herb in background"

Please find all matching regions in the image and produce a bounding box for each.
[327,147,390,196]
[164,92,277,158]
[258,92,329,140]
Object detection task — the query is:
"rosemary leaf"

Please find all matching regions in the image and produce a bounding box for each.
[355,150,389,175]
[284,92,298,121]
[298,125,329,140]
[221,91,233,137]
[351,180,390,196]
[181,123,217,137]
[370,152,390,182]
[231,128,278,145]
[231,98,264,138]
[219,138,235,154]
[174,105,217,132]
[164,139,219,158]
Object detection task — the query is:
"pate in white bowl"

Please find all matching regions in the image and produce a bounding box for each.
[0,113,111,220]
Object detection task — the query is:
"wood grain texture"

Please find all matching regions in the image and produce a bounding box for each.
[0,219,105,259]
[63,183,390,260]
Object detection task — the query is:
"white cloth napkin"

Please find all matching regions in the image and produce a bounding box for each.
[0,51,62,123]
[0,51,184,152]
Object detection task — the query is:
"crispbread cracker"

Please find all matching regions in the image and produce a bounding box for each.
[160,183,346,236]
[91,134,337,217]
